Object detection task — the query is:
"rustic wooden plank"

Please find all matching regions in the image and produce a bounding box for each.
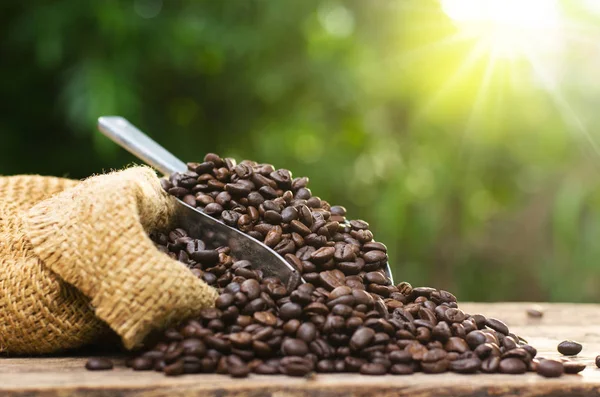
[2,303,600,397]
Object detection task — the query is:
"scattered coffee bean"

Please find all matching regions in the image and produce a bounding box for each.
[563,361,586,374]
[85,358,113,371]
[596,355,600,368]
[537,359,564,378]
[526,306,544,318]
[557,340,582,356]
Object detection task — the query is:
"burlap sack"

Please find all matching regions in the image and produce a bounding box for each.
[0,167,218,354]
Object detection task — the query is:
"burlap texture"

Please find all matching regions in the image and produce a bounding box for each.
[0,167,218,354]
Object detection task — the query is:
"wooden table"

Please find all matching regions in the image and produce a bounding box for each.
[2,303,600,397]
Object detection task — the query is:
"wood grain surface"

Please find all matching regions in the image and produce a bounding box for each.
[2,303,600,397]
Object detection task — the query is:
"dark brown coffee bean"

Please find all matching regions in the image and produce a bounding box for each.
[449,357,481,373]
[290,219,311,236]
[596,355,600,368]
[486,318,509,335]
[389,350,412,364]
[423,348,447,363]
[282,338,309,356]
[319,271,344,290]
[253,311,277,326]
[304,302,330,316]
[520,345,537,359]
[241,279,261,300]
[349,289,371,307]
[466,330,487,349]
[215,293,235,310]
[229,363,251,378]
[362,250,387,264]
[526,307,544,318]
[264,225,283,247]
[389,363,413,375]
[181,339,207,356]
[499,358,527,374]
[444,308,466,323]
[503,336,518,351]
[563,361,586,374]
[310,246,335,263]
[164,359,185,376]
[229,332,253,348]
[432,322,451,342]
[254,363,279,374]
[85,358,113,371]
[130,357,154,371]
[281,357,313,377]
[279,302,303,320]
[480,356,500,373]
[296,322,317,343]
[445,337,469,353]
[421,359,449,373]
[537,359,564,378]
[350,327,375,351]
[405,342,428,361]
[360,362,386,375]
[557,340,582,356]
[281,206,299,223]
[316,360,335,373]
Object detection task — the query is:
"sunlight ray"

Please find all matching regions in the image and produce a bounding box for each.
[520,42,600,159]
[409,38,488,127]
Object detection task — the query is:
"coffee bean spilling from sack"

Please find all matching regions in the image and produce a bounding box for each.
[89,153,583,378]
[130,226,546,378]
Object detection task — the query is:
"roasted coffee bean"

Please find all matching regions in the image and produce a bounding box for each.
[449,357,481,373]
[405,342,428,361]
[279,302,303,320]
[164,359,185,376]
[444,308,466,323]
[499,358,527,374]
[360,363,387,375]
[241,279,261,300]
[297,322,317,343]
[85,358,113,371]
[282,338,309,356]
[597,355,600,368]
[537,359,564,378]
[131,357,154,371]
[563,361,586,374]
[280,357,313,376]
[421,359,449,373]
[350,327,375,351]
[466,330,487,349]
[181,339,207,356]
[526,307,544,318]
[481,356,500,373]
[557,340,582,356]
[229,363,251,378]
[445,337,469,353]
[485,318,509,335]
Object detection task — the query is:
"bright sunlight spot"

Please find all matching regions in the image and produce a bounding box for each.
[440,0,562,59]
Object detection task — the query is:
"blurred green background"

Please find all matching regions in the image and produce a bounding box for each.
[2,0,600,302]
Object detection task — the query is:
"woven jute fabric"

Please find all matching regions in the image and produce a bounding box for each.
[0,167,218,354]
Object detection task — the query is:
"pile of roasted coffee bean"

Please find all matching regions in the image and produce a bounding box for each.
[87,153,596,378]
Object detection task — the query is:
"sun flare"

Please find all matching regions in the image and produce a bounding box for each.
[440,0,562,59]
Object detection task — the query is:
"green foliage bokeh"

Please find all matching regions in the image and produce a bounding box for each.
[1,0,599,302]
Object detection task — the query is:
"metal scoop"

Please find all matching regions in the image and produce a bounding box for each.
[97,116,393,287]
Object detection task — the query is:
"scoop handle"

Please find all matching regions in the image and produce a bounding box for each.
[98,116,187,175]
